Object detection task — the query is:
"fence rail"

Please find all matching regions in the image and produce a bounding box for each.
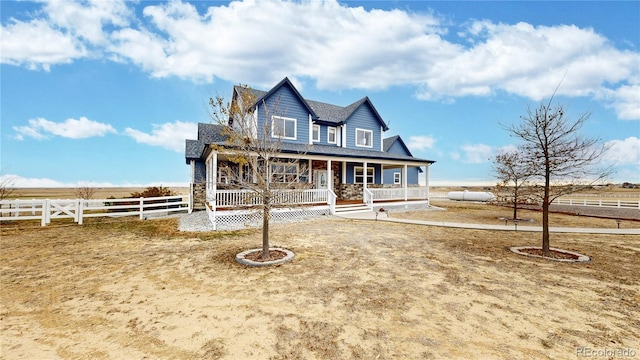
[370,187,429,201]
[554,198,640,209]
[0,195,190,226]
[215,189,328,208]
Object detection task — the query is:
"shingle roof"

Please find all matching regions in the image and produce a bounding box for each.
[383,135,400,152]
[234,79,388,130]
[383,135,413,157]
[186,123,434,164]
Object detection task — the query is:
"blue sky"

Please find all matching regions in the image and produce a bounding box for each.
[1,0,639,187]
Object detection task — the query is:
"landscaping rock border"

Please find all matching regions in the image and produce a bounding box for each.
[510,246,591,263]
[235,248,295,267]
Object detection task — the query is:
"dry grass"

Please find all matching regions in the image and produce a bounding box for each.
[1,213,639,359]
[7,187,190,200]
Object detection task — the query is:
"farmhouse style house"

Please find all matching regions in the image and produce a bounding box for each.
[185,78,435,229]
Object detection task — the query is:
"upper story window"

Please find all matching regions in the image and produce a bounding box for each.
[312,124,320,142]
[356,128,373,148]
[272,116,297,140]
[328,127,337,144]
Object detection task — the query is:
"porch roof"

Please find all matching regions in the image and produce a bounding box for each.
[187,123,436,165]
[281,142,434,163]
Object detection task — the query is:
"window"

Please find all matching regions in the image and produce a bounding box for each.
[272,116,297,140]
[394,172,401,184]
[328,127,337,144]
[271,162,299,182]
[312,124,320,142]
[356,128,373,148]
[354,167,375,184]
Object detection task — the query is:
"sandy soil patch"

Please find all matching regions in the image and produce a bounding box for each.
[1,215,639,359]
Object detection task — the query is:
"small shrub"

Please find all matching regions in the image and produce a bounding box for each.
[130,186,175,198]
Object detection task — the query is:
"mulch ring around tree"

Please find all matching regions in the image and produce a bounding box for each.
[235,247,295,267]
[510,246,591,263]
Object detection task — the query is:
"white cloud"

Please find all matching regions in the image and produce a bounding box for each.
[43,0,132,45]
[124,121,198,152]
[407,135,436,151]
[604,137,640,165]
[13,117,117,140]
[460,144,493,164]
[0,174,188,188]
[2,0,639,120]
[0,19,86,70]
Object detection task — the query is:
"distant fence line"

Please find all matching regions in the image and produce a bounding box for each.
[429,192,639,210]
[0,195,190,226]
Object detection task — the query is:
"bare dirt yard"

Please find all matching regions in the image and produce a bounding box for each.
[1,208,639,359]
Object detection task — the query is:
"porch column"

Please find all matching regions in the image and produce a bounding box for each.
[380,163,384,185]
[212,152,218,204]
[308,159,312,184]
[363,162,368,191]
[327,159,332,191]
[425,164,430,202]
[342,162,346,184]
[403,164,408,201]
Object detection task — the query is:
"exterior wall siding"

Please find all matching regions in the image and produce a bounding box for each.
[345,162,382,184]
[345,104,382,151]
[383,167,420,185]
[256,85,310,144]
[312,124,340,146]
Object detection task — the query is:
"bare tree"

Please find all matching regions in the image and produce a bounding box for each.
[492,149,533,220]
[504,93,611,256]
[74,185,96,200]
[209,85,310,260]
[0,174,17,201]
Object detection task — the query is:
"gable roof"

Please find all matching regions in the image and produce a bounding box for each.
[249,77,319,119]
[235,78,389,130]
[383,135,413,156]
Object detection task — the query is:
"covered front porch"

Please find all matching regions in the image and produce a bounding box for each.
[196,149,432,230]
[202,150,431,204]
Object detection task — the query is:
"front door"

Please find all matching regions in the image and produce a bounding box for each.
[315,170,328,190]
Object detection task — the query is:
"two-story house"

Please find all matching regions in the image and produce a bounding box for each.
[185,78,435,229]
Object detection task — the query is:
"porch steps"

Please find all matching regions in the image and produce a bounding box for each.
[334,203,372,214]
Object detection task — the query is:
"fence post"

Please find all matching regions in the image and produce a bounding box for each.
[41,199,48,226]
[78,199,84,225]
[139,197,144,220]
[14,200,20,218]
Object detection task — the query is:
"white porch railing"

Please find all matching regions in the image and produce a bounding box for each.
[369,187,429,201]
[364,188,374,211]
[328,190,337,215]
[214,189,329,208]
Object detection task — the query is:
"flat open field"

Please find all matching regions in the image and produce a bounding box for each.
[1,206,639,359]
[7,187,190,200]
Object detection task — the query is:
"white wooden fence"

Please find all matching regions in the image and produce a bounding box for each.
[0,195,190,226]
[554,198,640,209]
[370,187,429,201]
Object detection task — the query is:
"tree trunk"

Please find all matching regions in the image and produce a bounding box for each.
[262,193,271,260]
[542,171,551,256]
[512,186,518,220]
